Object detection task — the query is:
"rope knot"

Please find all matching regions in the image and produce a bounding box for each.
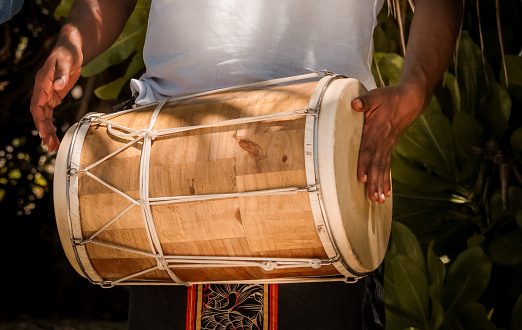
[156,256,169,270]
[144,129,158,140]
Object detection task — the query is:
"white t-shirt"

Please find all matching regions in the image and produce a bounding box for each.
[131,0,384,105]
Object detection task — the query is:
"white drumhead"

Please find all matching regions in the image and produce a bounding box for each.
[54,123,85,277]
[317,78,392,275]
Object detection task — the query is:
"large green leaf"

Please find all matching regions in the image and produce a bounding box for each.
[391,152,460,193]
[443,72,461,114]
[488,187,522,226]
[477,81,511,140]
[81,0,149,77]
[387,222,426,273]
[488,228,522,267]
[429,284,444,330]
[452,111,483,180]
[391,255,430,328]
[454,303,497,329]
[395,96,458,180]
[427,242,445,291]
[455,31,494,117]
[511,127,522,156]
[442,247,492,313]
[512,294,522,330]
[94,51,144,100]
[372,52,404,87]
[501,54,522,103]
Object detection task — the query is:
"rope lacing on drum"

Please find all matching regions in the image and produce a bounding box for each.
[65,71,370,286]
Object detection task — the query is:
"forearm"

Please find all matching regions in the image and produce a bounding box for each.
[400,0,463,108]
[58,0,138,66]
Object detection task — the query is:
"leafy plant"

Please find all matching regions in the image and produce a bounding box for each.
[385,222,497,329]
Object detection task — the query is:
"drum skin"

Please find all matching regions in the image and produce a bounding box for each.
[54,77,392,285]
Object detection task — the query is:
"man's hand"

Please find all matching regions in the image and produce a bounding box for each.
[351,84,426,203]
[30,37,82,151]
[352,0,463,203]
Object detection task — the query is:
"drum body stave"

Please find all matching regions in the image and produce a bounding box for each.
[54,74,392,286]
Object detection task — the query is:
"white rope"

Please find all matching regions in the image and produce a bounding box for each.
[87,203,136,241]
[84,172,140,205]
[67,72,348,286]
[148,187,309,205]
[83,135,143,172]
[99,71,328,120]
[135,98,187,285]
[101,109,311,141]
[109,265,160,287]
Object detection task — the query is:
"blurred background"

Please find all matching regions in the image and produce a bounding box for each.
[0,0,521,329]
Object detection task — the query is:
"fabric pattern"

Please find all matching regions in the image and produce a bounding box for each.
[186,284,278,330]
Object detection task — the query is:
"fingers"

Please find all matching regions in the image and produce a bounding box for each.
[353,89,396,203]
[30,49,78,152]
[357,128,392,204]
[53,56,71,91]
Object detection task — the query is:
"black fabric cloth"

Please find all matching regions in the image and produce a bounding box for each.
[127,263,385,330]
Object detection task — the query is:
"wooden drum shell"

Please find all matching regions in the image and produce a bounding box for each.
[54,76,392,285]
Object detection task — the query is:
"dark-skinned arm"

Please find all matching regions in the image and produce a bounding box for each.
[30,0,138,151]
[351,0,463,203]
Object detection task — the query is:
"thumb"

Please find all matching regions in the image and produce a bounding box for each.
[53,59,71,91]
[351,89,383,113]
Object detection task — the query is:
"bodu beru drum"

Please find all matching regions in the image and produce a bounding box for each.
[54,71,392,287]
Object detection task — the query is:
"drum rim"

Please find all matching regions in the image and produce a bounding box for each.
[316,78,393,274]
[54,118,104,284]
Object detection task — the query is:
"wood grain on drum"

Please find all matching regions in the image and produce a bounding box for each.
[76,82,340,283]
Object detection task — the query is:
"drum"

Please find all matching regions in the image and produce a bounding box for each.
[54,72,392,287]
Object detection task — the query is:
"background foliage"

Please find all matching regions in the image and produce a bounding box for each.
[0,0,521,328]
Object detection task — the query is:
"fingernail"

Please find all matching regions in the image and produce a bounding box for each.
[362,174,367,183]
[381,193,386,200]
[387,190,391,197]
[354,98,362,108]
[54,77,65,86]
[374,192,379,200]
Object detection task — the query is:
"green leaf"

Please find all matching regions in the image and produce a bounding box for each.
[391,152,459,193]
[478,81,511,140]
[466,234,485,248]
[489,229,522,267]
[455,31,494,117]
[93,51,144,100]
[452,111,483,179]
[0,188,5,203]
[501,54,522,103]
[387,222,426,273]
[395,96,457,180]
[391,255,430,328]
[443,247,492,313]
[54,0,74,18]
[443,72,461,113]
[81,0,149,77]
[385,302,425,330]
[429,284,444,330]
[510,127,522,154]
[373,52,404,86]
[512,294,522,330]
[454,303,497,329]
[440,313,464,330]
[427,242,445,290]
[488,187,522,225]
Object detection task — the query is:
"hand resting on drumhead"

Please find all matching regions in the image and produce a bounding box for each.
[351,84,424,204]
[350,0,462,204]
